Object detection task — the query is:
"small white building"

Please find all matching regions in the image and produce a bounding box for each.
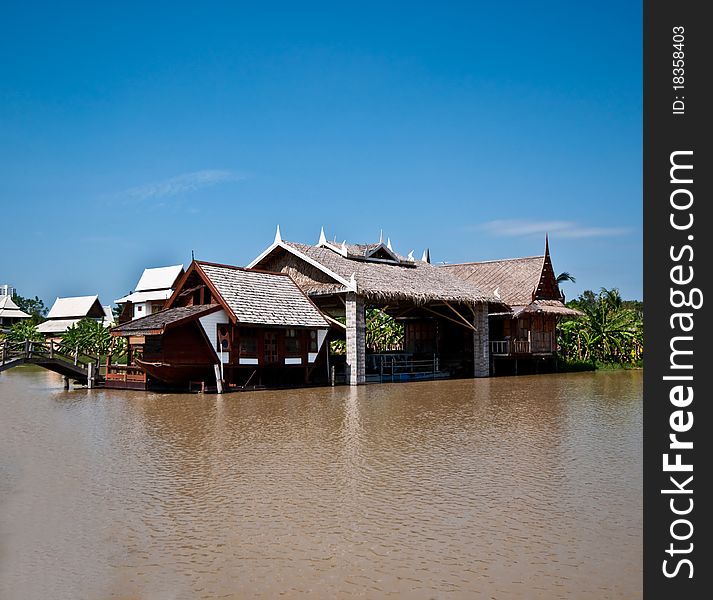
[115,264,184,322]
[0,295,31,329]
[37,295,114,337]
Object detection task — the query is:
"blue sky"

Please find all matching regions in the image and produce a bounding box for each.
[1,1,642,306]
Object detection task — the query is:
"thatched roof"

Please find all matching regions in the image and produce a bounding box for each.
[441,256,547,306]
[250,239,496,306]
[513,300,583,318]
[442,252,582,318]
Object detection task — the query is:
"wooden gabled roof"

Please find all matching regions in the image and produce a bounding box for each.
[166,261,330,329]
[111,304,220,336]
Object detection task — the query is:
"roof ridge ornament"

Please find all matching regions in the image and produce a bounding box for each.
[341,241,348,256]
[407,250,415,262]
[421,248,431,263]
[274,224,282,244]
[386,237,393,251]
[379,229,384,244]
[318,226,327,246]
[348,272,357,292]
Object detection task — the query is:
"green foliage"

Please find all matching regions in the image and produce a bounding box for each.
[557,288,643,367]
[365,308,404,352]
[61,319,125,358]
[330,338,346,355]
[329,308,405,355]
[556,271,576,285]
[12,293,48,324]
[6,320,44,343]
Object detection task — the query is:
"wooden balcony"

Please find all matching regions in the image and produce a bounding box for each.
[490,333,555,357]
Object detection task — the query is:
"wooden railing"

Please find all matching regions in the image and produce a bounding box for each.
[490,340,510,355]
[1,339,100,368]
[106,364,147,384]
[490,333,555,356]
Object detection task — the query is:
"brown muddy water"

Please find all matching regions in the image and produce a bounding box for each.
[0,366,642,599]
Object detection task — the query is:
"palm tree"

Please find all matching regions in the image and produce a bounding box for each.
[557,288,642,365]
[556,272,576,285]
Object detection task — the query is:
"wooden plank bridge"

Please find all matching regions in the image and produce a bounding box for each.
[0,339,102,388]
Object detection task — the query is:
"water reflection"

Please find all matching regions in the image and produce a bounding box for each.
[0,366,642,599]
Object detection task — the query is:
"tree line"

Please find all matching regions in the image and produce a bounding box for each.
[557,288,643,367]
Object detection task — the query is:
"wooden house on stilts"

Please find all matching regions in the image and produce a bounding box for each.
[248,227,497,385]
[108,260,330,391]
[441,237,582,375]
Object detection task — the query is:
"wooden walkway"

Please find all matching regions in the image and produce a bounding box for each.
[0,339,102,387]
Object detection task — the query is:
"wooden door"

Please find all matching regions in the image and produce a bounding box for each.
[264,332,279,364]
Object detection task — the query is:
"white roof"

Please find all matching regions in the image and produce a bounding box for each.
[37,318,82,334]
[103,306,115,327]
[115,289,173,304]
[47,295,102,319]
[0,295,31,319]
[135,265,184,292]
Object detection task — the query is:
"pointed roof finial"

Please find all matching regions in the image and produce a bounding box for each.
[318,226,327,246]
[407,250,415,261]
[349,272,357,291]
[386,237,392,251]
[341,240,348,256]
[379,229,383,244]
[274,224,282,244]
[545,233,550,256]
[421,248,431,263]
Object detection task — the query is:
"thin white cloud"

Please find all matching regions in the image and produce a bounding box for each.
[476,219,631,239]
[124,169,243,201]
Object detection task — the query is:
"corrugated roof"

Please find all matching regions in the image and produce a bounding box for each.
[276,242,495,305]
[441,257,545,306]
[47,295,104,319]
[135,264,184,292]
[112,304,219,335]
[198,262,329,328]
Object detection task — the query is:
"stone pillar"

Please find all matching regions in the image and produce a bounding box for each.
[472,303,490,377]
[345,293,366,385]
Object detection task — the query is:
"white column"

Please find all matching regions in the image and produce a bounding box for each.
[345,293,366,385]
[213,363,224,394]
